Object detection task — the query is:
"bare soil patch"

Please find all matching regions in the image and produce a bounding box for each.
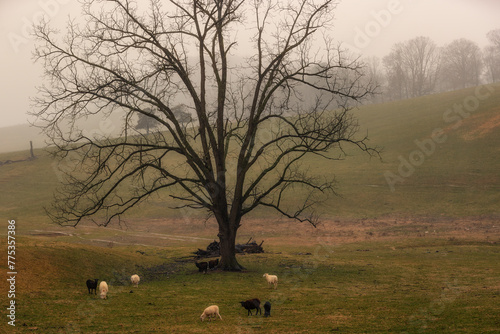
[461,110,500,140]
[27,215,499,249]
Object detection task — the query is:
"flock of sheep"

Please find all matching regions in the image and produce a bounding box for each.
[85,274,140,300]
[200,272,277,321]
[85,265,279,323]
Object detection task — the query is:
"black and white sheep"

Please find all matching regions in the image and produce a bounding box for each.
[86,279,99,295]
[240,298,261,316]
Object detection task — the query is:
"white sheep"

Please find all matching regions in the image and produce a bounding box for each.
[200,305,222,322]
[99,281,108,299]
[130,274,140,287]
[263,273,278,289]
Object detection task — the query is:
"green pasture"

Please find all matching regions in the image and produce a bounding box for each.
[4,235,499,333]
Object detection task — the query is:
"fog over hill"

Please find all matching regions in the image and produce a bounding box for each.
[0,111,126,154]
[0,123,46,154]
[2,1,500,128]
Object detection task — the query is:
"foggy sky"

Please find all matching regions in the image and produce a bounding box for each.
[1,0,499,128]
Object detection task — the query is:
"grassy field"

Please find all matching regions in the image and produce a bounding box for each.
[1,217,499,333]
[0,84,499,333]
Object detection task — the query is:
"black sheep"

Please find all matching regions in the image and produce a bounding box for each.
[86,279,99,295]
[195,261,208,273]
[264,301,271,317]
[240,298,261,316]
[208,258,219,270]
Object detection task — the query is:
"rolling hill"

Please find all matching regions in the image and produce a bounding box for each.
[1,83,499,225]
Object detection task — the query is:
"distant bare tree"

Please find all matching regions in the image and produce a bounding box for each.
[383,47,406,100]
[135,108,159,134]
[170,104,192,124]
[363,56,385,103]
[32,0,376,270]
[483,45,500,83]
[441,38,483,90]
[487,29,500,49]
[383,36,440,99]
[484,29,500,83]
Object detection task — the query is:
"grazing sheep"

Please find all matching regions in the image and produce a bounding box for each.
[208,258,219,270]
[195,261,208,273]
[86,279,99,295]
[130,274,140,287]
[240,298,261,316]
[99,281,108,299]
[263,273,278,289]
[200,305,222,322]
[264,301,271,317]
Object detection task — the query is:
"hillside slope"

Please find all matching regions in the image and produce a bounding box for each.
[1,84,499,223]
[327,83,500,217]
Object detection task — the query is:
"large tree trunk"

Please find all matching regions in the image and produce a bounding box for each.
[217,218,245,271]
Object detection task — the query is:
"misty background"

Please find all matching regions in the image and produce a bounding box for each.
[1,0,499,153]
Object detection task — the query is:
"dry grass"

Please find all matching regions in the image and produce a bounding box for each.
[36,216,498,249]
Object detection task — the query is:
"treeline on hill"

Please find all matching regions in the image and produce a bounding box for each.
[361,29,500,103]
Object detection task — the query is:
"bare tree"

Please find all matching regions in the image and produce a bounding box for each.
[32,0,376,270]
[441,38,483,90]
[383,47,407,100]
[362,56,385,103]
[487,29,500,49]
[383,36,440,99]
[484,29,500,83]
[136,108,159,134]
[483,45,500,83]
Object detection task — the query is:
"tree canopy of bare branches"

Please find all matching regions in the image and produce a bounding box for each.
[484,29,500,83]
[383,36,440,99]
[32,0,376,270]
[441,38,483,90]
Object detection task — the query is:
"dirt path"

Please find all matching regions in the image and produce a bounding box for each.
[30,225,213,248]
